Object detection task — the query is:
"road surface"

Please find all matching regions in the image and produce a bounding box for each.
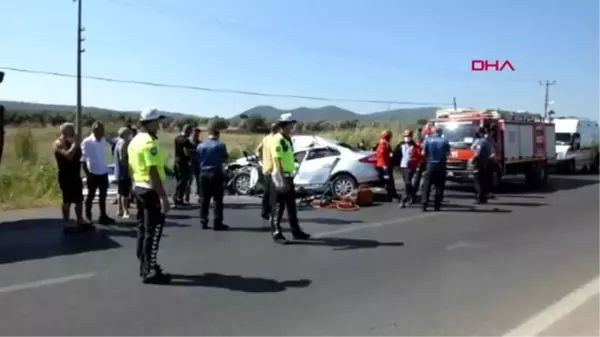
[0,175,598,336]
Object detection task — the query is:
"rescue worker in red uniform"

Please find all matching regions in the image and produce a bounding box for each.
[412,125,433,194]
[393,129,423,207]
[376,130,401,202]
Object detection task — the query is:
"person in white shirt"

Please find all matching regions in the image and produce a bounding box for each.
[81,121,115,224]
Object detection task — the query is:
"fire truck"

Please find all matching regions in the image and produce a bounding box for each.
[429,108,556,188]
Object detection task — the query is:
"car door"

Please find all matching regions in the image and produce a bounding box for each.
[294,147,340,187]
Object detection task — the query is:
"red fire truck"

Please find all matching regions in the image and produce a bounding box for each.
[429,108,556,188]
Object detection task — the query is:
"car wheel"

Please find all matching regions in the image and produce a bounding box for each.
[233,172,251,195]
[330,173,357,197]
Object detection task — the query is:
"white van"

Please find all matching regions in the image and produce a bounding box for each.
[554,117,599,173]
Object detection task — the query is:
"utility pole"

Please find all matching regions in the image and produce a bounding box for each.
[539,80,556,119]
[75,0,85,138]
[452,97,457,111]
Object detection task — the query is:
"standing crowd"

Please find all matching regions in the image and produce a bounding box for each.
[374,124,497,211]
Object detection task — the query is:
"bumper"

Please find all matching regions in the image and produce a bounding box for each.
[446,170,475,182]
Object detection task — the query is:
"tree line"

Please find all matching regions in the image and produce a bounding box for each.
[2,108,428,133]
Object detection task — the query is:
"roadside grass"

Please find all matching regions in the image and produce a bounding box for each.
[0,123,411,210]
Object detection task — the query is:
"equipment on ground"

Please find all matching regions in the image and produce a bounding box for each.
[431,108,556,189]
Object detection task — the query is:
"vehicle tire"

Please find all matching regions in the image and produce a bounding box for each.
[232,171,252,195]
[526,163,548,189]
[590,154,600,174]
[491,168,502,190]
[330,173,358,197]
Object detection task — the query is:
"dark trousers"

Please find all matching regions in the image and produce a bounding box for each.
[268,176,301,234]
[401,168,417,203]
[421,164,446,210]
[134,186,165,278]
[376,166,400,201]
[473,161,491,202]
[173,161,191,203]
[261,173,272,217]
[413,162,426,192]
[198,171,224,226]
[85,173,109,219]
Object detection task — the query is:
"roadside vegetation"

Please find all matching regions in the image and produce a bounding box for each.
[0,119,416,210]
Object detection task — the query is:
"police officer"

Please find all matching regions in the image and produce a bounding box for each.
[255,123,278,220]
[196,124,229,231]
[269,113,311,244]
[128,107,171,284]
[173,124,195,207]
[421,127,450,211]
[471,127,493,204]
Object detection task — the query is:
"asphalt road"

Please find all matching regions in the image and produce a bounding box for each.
[0,175,598,336]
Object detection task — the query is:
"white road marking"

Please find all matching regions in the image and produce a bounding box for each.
[0,273,96,294]
[313,212,440,238]
[502,276,600,337]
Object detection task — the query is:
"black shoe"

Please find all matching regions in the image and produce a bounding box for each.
[272,232,288,244]
[98,215,115,225]
[261,213,270,220]
[292,230,311,240]
[201,222,210,230]
[143,272,172,285]
[400,202,407,208]
[213,224,229,231]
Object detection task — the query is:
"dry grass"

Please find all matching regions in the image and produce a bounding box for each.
[0,123,413,210]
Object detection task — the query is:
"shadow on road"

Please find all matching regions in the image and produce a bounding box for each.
[0,218,122,265]
[440,204,512,213]
[447,175,598,196]
[166,273,312,292]
[301,218,364,225]
[224,203,262,210]
[288,237,405,251]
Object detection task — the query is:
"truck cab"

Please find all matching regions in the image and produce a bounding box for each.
[553,117,599,173]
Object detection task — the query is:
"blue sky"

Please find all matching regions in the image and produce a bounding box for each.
[1,0,598,118]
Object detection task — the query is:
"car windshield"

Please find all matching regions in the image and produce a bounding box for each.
[556,132,571,145]
[436,122,479,146]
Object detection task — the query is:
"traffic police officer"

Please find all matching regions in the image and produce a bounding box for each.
[255,123,278,220]
[269,113,311,244]
[196,124,229,231]
[128,107,172,284]
[421,127,450,212]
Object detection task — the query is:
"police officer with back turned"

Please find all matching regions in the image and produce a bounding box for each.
[128,107,171,284]
[421,127,450,212]
[196,124,229,231]
[471,127,493,204]
[269,113,311,244]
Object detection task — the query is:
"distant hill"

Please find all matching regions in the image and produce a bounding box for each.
[1,100,438,123]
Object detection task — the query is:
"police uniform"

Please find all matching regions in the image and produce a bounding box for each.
[471,129,493,203]
[128,108,170,284]
[421,130,450,211]
[269,114,310,244]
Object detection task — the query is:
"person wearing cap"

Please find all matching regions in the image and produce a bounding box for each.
[470,126,494,204]
[173,124,195,207]
[421,127,450,211]
[393,129,423,207]
[255,122,279,220]
[376,130,402,203]
[114,126,133,219]
[128,107,171,284]
[196,124,229,231]
[186,127,202,203]
[269,113,310,244]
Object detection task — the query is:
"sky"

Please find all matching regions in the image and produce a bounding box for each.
[0,0,598,118]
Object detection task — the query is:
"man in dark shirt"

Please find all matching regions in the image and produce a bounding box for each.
[173,124,195,207]
[186,127,202,203]
[421,127,450,211]
[196,125,229,231]
[471,127,493,204]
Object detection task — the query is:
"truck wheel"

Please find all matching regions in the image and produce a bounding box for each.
[525,163,548,189]
[567,159,576,174]
[591,154,600,174]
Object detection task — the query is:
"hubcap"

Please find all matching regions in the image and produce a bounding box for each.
[333,178,354,196]
[235,175,250,194]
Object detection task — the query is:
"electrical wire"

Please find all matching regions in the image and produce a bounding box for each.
[0,66,452,106]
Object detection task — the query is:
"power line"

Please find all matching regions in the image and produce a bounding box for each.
[0,66,452,106]
[105,0,537,85]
